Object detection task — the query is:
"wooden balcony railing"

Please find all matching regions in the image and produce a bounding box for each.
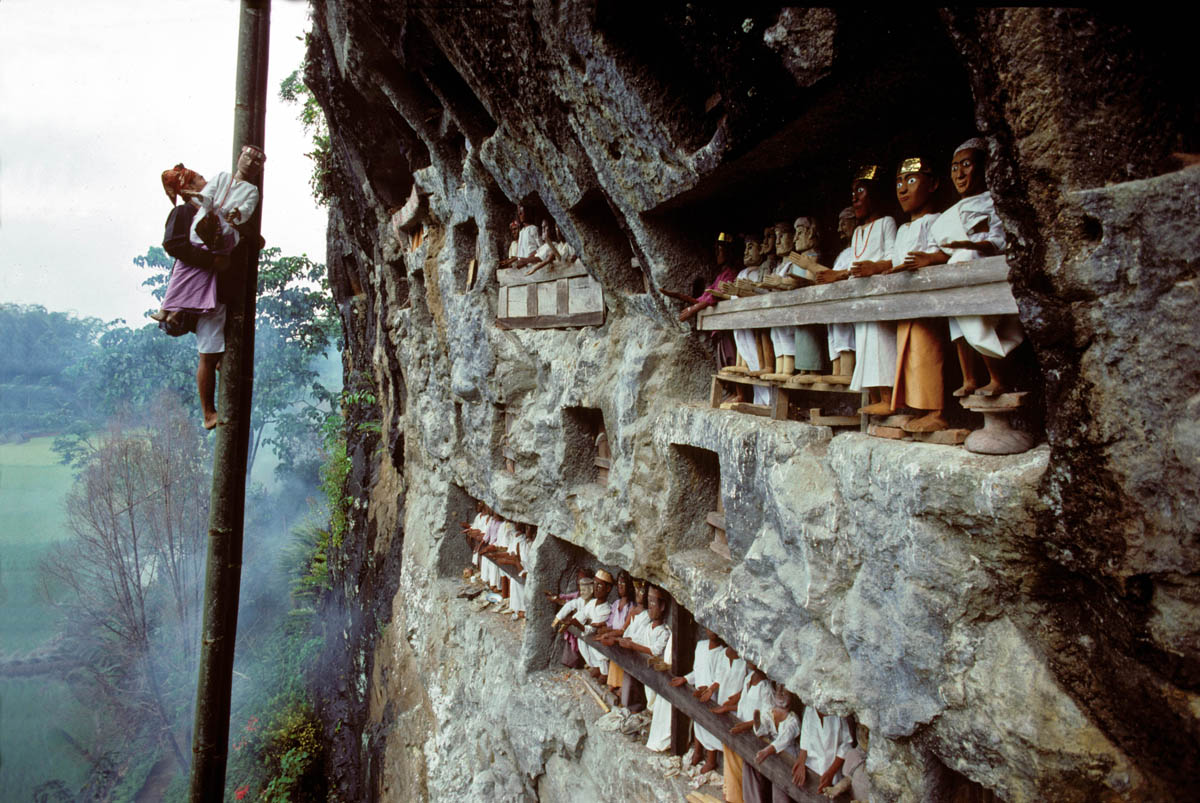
[696,256,1015,331]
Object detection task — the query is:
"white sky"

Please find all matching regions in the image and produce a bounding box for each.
[0,0,328,326]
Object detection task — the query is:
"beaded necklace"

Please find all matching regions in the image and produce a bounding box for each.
[853,219,876,259]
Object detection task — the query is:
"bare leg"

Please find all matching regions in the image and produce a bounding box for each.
[953,340,981,397]
[699,748,718,774]
[976,356,1010,396]
[688,738,705,766]
[858,387,893,415]
[198,352,222,429]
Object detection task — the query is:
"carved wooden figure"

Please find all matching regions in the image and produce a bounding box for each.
[676,232,738,323]
[818,167,898,406]
[884,156,950,432]
[762,221,799,380]
[783,217,828,385]
[916,139,1020,390]
[817,207,859,384]
[670,629,725,772]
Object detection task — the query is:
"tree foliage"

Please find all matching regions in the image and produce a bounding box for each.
[41,396,209,771]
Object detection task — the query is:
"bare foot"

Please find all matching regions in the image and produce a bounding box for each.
[974,380,1008,396]
[903,411,948,432]
[858,401,893,415]
[688,742,704,766]
[203,411,219,430]
[952,382,978,397]
[699,751,718,774]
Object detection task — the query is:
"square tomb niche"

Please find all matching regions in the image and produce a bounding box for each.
[453,218,479,292]
[438,484,480,579]
[562,406,609,488]
[666,443,727,559]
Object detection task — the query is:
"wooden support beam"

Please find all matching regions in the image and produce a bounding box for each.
[497,311,605,329]
[570,627,834,802]
[498,261,591,286]
[668,604,696,756]
[697,257,1016,331]
[189,2,270,800]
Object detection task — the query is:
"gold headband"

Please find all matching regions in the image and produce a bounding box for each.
[716,232,734,243]
[854,164,880,181]
[897,157,930,176]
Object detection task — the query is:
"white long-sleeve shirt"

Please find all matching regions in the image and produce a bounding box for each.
[799,707,853,783]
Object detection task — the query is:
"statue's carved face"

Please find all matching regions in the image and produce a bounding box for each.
[851,180,874,221]
[237,149,264,178]
[617,575,629,598]
[578,579,594,602]
[761,227,776,255]
[837,210,857,243]
[743,237,762,266]
[792,217,817,252]
[648,587,667,623]
[896,171,938,215]
[775,223,794,255]
[950,149,985,197]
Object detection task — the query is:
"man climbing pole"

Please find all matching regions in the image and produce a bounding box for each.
[188,1,270,800]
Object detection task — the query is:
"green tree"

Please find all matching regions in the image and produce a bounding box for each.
[41,397,209,771]
[53,245,339,478]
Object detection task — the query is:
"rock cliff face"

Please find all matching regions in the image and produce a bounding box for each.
[303,4,1199,801]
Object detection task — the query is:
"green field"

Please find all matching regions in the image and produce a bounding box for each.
[0,437,92,799]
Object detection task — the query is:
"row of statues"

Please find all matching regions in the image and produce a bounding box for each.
[453,508,873,802]
[675,138,1026,435]
[461,502,535,620]
[547,570,871,802]
[498,202,581,277]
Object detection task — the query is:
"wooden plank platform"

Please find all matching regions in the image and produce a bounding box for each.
[498,273,605,329]
[697,257,1016,331]
[570,628,843,803]
[711,375,788,420]
[498,261,591,286]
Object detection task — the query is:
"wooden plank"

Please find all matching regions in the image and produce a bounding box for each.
[508,285,528,317]
[593,456,612,469]
[496,311,606,329]
[556,278,570,316]
[571,628,827,802]
[911,428,970,445]
[537,280,558,316]
[528,284,539,317]
[705,511,726,530]
[960,391,1028,410]
[568,276,604,314]
[697,258,1013,330]
[712,373,777,388]
[498,261,590,286]
[809,409,862,427]
[714,257,1009,312]
[719,402,772,417]
[498,286,509,317]
[699,281,1018,330]
[710,376,722,409]
[769,386,787,420]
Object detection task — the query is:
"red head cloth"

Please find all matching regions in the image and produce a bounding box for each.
[161,163,204,205]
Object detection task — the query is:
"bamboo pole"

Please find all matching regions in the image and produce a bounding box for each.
[188,2,270,799]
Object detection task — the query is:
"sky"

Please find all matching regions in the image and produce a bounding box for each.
[0,0,328,326]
